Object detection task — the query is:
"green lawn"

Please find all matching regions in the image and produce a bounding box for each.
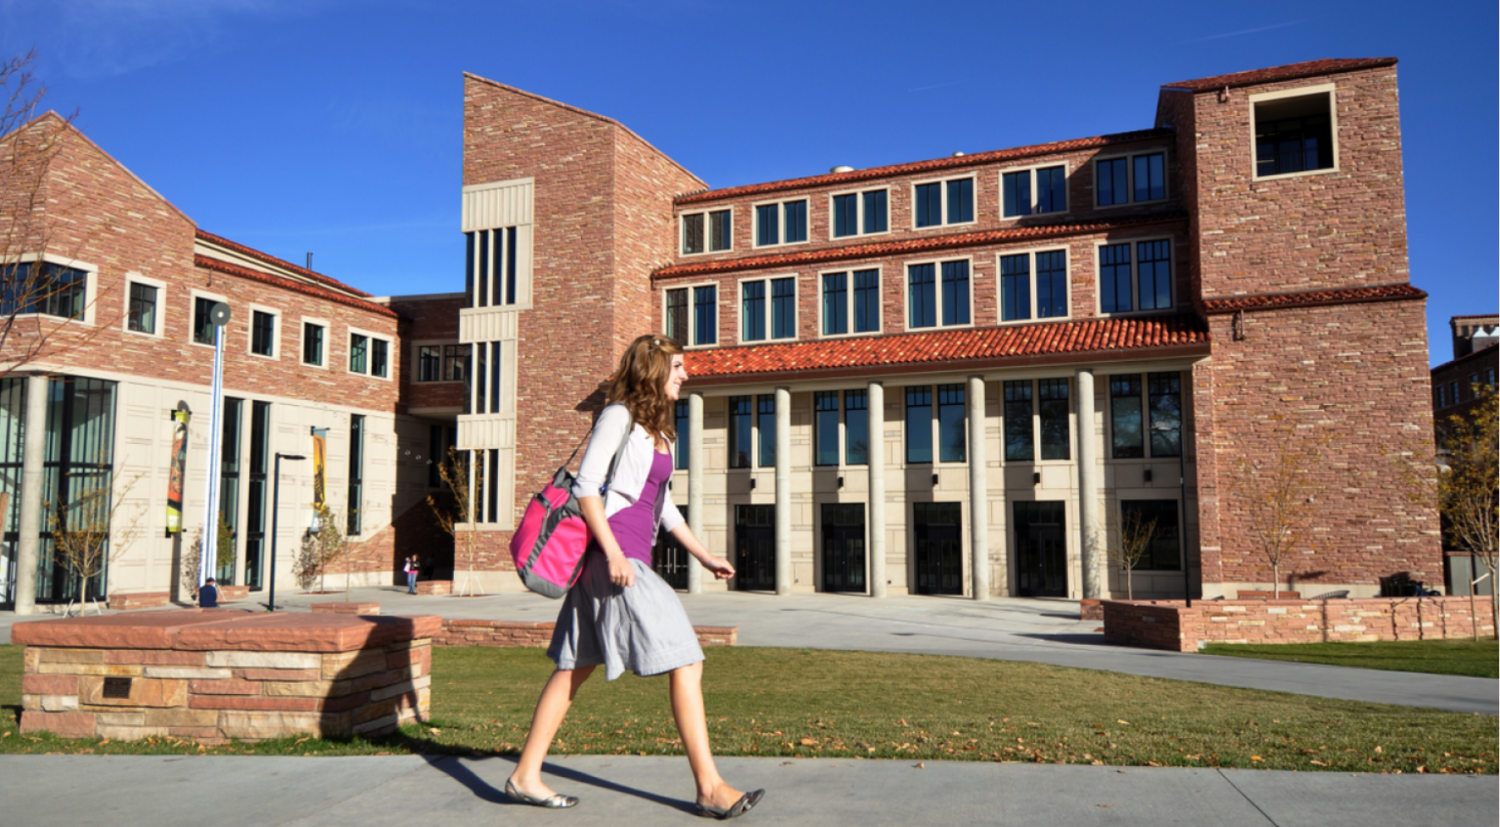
[2,645,1494,774]
[1201,639,1499,679]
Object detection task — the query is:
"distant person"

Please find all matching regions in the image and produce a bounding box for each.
[405,555,420,594]
[198,577,219,608]
[506,335,764,819]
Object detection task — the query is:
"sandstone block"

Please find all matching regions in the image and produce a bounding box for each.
[94,711,147,726]
[107,650,206,667]
[190,679,262,695]
[352,711,399,735]
[38,648,106,663]
[233,668,321,682]
[206,651,322,670]
[98,725,168,741]
[370,675,432,703]
[20,711,96,738]
[145,708,218,728]
[41,694,80,712]
[218,711,327,740]
[79,676,187,708]
[354,699,399,724]
[23,646,40,672]
[146,667,233,680]
[168,727,222,740]
[262,681,335,697]
[38,663,144,677]
[190,696,320,712]
[22,673,79,696]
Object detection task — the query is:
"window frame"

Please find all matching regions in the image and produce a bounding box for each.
[910,174,977,230]
[662,281,720,348]
[246,304,281,360]
[1118,499,1183,571]
[1093,236,1176,317]
[751,197,809,249]
[122,272,166,338]
[903,255,974,331]
[1092,149,1170,209]
[998,162,1070,219]
[817,265,883,339]
[737,274,799,344]
[1001,377,1075,465]
[679,208,734,255]
[904,383,968,466]
[413,339,463,384]
[189,289,230,348]
[300,317,329,369]
[827,186,892,240]
[1,254,97,325]
[996,246,1071,325]
[1249,83,1340,182]
[346,326,394,381]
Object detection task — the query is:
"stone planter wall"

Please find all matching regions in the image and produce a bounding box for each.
[433,619,737,648]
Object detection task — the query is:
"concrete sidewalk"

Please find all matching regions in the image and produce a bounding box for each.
[4,586,1495,714]
[2,754,1495,827]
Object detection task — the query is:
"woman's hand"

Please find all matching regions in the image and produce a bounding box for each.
[607,554,636,588]
[701,555,735,580]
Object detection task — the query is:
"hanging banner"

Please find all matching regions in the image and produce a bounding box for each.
[166,409,190,534]
[311,427,328,509]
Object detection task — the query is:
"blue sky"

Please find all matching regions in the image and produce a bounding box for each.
[2,0,1495,365]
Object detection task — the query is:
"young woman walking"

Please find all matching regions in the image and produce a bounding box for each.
[505,334,765,820]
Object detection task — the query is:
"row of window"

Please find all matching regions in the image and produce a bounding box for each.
[679,150,1168,254]
[670,373,1182,471]
[1435,370,1498,409]
[464,227,520,308]
[662,238,1173,346]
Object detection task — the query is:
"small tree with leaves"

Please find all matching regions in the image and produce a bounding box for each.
[48,466,145,616]
[1104,508,1160,601]
[427,447,480,596]
[1228,423,1332,599]
[306,501,352,596]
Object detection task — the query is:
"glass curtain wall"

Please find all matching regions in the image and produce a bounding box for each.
[37,377,118,604]
[0,379,23,606]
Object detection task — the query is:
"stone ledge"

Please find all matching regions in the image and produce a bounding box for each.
[432,618,737,648]
[13,610,441,652]
[310,602,382,615]
[414,580,452,596]
[106,592,170,611]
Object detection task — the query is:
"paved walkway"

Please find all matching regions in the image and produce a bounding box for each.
[3,586,1496,714]
[2,754,1495,827]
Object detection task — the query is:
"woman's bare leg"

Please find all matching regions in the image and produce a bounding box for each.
[510,665,596,796]
[669,661,745,808]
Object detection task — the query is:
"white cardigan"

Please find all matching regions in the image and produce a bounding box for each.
[571,403,685,542]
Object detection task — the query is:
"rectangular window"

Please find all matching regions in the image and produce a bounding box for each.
[1254,91,1334,178]
[1096,151,1167,207]
[822,269,880,336]
[784,201,807,243]
[853,269,880,333]
[834,190,889,237]
[755,204,778,247]
[474,344,488,414]
[710,210,731,251]
[665,288,688,343]
[822,272,847,335]
[1002,171,1031,218]
[1038,378,1070,461]
[418,346,441,382]
[675,401,689,471]
[193,297,217,345]
[488,341,501,410]
[1121,500,1180,571]
[1000,254,1030,322]
[683,213,705,255]
[1036,250,1068,318]
[0,261,87,320]
[937,383,966,463]
[1004,380,1033,461]
[940,261,970,326]
[443,344,469,382]
[1002,165,1067,218]
[833,194,858,238]
[693,285,717,346]
[251,310,275,357]
[1037,165,1067,214]
[1436,385,1447,408]
[863,190,888,234]
[349,334,367,374]
[1110,375,1140,459]
[914,177,974,228]
[303,322,324,366]
[1137,240,1172,311]
[1100,240,1172,314]
[127,283,157,334]
[844,389,869,465]
[728,396,752,469]
[908,263,936,328]
[463,227,520,308]
[682,209,732,254]
[742,281,765,342]
[771,277,795,339]
[910,260,970,329]
[815,391,839,466]
[915,183,942,228]
[946,178,973,224]
[1099,243,1133,313]
[757,395,776,468]
[906,387,932,464]
[1148,371,1182,458]
[245,400,270,590]
[741,278,794,342]
[348,414,364,536]
[1110,375,1143,459]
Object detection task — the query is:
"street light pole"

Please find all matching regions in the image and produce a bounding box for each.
[264,452,306,612]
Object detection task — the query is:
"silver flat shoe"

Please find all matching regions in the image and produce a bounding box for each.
[505,777,579,809]
[696,789,765,820]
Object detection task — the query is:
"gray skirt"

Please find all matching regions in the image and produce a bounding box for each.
[547,553,704,681]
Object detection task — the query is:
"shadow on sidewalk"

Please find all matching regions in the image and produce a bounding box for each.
[417,753,696,814]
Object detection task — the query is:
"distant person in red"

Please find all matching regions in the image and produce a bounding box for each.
[198,578,219,608]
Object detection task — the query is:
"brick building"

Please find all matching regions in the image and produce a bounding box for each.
[1,56,1444,609]
[1429,313,1497,596]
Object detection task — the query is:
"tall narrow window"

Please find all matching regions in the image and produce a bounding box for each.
[1110,375,1144,459]
[1038,378,1070,460]
[674,400,689,471]
[937,383,966,463]
[833,194,858,237]
[728,396,752,469]
[822,272,848,335]
[1133,153,1165,202]
[193,297,217,345]
[815,391,839,467]
[464,231,475,307]
[863,190,887,233]
[505,226,519,305]
[693,286,717,346]
[418,346,441,382]
[349,334,368,373]
[1004,380,1033,461]
[1000,254,1031,322]
[915,183,942,228]
[371,338,389,378]
[1099,243,1132,313]
[946,179,973,223]
[1002,170,1032,218]
[245,400,270,590]
[1036,250,1068,319]
[757,395,776,468]
[127,283,157,334]
[1097,158,1129,207]
[1137,240,1172,311]
[303,323,324,366]
[783,201,807,243]
[488,449,500,524]
[474,344,487,414]
[940,261,970,326]
[844,389,869,465]
[489,341,501,413]
[348,414,364,535]
[709,210,731,251]
[683,213,705,254]
[250,311,275,356]
[1036,166,1067,214]
[665,288,688,343]
[477,229,489,307]
[853,269,879,333]
[771,277,795,339]
[908,263,936,328]
[756,204,779,247]
[742,281,766,342]
[217,397,242,585]
[1148,371,1182,458]
[906,387,933,464]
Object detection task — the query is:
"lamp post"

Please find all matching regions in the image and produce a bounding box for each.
[263,452,306,612]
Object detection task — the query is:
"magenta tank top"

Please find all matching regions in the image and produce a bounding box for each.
[605,448,673,565]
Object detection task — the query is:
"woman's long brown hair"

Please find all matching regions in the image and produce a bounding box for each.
[605,334,682,443]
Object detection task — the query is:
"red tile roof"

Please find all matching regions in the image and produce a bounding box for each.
[1200,283,1425,315]
[1162,58,1397,92]
[195,229,375,298]
[675,129,1173,206]
[193,255,399,320]
[685,315,1210,381]
[655,212,1188,281]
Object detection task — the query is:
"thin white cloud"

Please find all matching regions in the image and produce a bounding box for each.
[1178,20,1306,44]
[909,80,968,94]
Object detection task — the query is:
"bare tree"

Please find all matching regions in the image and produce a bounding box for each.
[303,501,351,596]
[427,447,480,596]
[1228,423,1331,599]
[1103,509,1159,600]
[47,465,145,616]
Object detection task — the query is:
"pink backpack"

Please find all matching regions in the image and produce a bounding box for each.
[509,414,633,598]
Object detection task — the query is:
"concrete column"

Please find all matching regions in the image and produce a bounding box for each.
[967,375,988,601]
[867,381,886,598]
[13,373,48,615]
[1076,368,1100,599]
[774,386,791,595]
[686,392,704,594]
